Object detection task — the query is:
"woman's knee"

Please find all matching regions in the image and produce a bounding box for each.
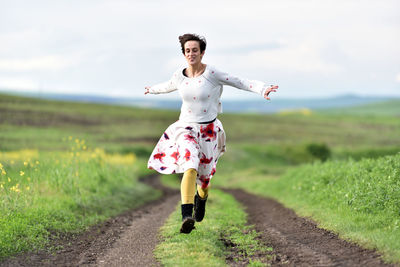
[197,184,209,198]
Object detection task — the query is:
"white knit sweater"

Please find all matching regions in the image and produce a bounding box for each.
[149,65,269,123]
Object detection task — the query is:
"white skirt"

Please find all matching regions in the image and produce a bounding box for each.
[147,119,226,188]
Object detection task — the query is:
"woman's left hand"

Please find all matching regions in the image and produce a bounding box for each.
[264,85,278,100]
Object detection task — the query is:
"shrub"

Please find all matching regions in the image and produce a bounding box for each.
[306,143,331,162]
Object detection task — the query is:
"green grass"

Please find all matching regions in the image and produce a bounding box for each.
[217,153,400,263]
[0,141,160,260]
[2,92,400,263]
[154,189,272,266]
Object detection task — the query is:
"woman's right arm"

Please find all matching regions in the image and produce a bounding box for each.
[145,70,180,95]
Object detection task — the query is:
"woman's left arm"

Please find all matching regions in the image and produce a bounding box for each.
[211,68,278,100]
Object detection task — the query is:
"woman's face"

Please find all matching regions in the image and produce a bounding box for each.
[184,40,204,66]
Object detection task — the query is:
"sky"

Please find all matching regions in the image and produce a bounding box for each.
[0,0,399,100]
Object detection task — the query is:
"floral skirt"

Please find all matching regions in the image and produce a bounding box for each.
[147,119,226,188]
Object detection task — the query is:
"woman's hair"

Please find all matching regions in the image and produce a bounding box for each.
[178,33,207,54]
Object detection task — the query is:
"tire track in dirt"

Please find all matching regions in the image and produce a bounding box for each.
[225,188,395,267]
[95,190,179,266]
[1,174,179,267]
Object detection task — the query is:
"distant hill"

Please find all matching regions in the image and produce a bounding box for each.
[321,99,400,116]
[0,90,398,114]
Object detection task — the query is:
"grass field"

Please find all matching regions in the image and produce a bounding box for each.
[1,92,400,263]
[0,139,160,259]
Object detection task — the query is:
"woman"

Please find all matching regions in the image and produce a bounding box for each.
[145,33,278,234]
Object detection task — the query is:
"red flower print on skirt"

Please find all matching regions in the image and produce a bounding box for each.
[211,168,216,176]
[184,134,198,144]
[200,153,213,165]
[200,123,216,141]
[170,150,180,163]
[199,175,210,189]
[153,152,166,163]
[184,149,191,161]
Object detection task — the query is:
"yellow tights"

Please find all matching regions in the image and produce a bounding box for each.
[181,169,209,204]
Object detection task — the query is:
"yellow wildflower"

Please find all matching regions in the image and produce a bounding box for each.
[68,136,73,140]
[24,161,28,166]
[10,184,21,193]
[26,186,30,191]
[1,170,6,175]
[20,171,25,176]
[0,163,3,169]
[35,161,40,165]
[1,184,3,189]
[75,138,80,144]
[8,177,11,182]
[27,177,31,182]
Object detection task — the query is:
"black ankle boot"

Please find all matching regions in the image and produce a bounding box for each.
[194,193,207,222]
[180,204,195,234]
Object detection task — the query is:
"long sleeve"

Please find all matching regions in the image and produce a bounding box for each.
[209,67,269,97]
[148,69,182,94]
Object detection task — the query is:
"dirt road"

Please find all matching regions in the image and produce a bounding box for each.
[1,176,395,266]
[226,188,394,266]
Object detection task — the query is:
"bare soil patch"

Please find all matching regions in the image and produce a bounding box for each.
[225,188,396,267]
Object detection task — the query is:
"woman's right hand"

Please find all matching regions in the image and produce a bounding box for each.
[144,86,150,95]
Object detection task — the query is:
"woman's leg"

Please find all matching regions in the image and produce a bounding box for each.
[180,168,197,234]
[181,168,197,204]
[197,184,208,199]
[194,184,209,222]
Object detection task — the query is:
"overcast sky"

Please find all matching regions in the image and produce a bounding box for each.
[1,0,399,99]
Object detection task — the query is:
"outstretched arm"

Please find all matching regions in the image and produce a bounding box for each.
[144,81,178,95]
[211,67,278,100]
[144,70,181,95]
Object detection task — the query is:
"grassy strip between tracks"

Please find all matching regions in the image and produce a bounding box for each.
[223,153,400,264]
[0,139,160,261]
[155,185,273,267]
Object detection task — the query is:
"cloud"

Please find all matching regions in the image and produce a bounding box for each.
[0,0,399,98]
[396,73,400,83]
[212,41,285,54]
[208,38,343,75]
[0,77,38,90]
[0,55,79,71]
